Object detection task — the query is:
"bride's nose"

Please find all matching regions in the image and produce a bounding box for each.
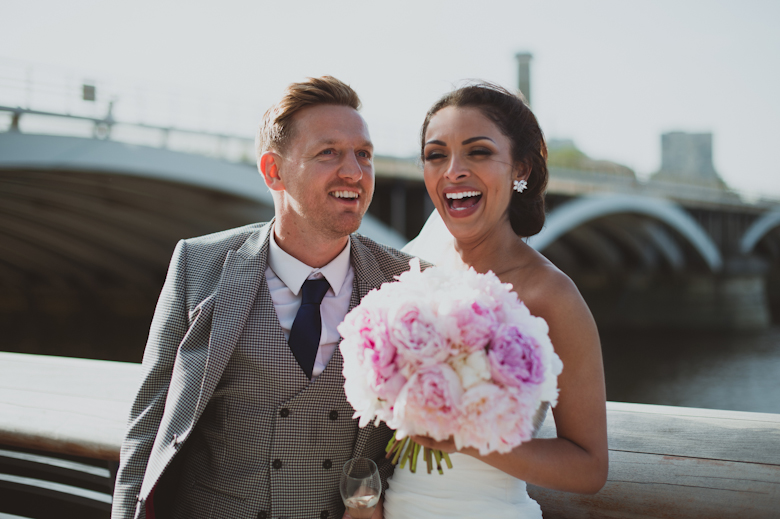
[443,155,470,182]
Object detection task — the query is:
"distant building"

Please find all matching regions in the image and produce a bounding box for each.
[515,52,533,106]
[547,139,636,179]
[651,132,728,189]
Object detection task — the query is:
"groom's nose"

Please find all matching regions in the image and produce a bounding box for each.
[338,152,365,182]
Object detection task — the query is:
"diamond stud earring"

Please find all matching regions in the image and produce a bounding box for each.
[513,179,528,193]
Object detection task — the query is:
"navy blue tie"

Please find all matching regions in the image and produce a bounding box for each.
[288,278,331,379]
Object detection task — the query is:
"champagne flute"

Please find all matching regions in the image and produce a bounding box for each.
[339,457,381,519]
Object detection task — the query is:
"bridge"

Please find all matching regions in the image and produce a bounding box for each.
[1,105,779,366]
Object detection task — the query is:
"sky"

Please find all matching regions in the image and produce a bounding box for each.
[2,0,780,197]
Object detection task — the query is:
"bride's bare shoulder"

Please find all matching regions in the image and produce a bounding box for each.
[505,248,585,318]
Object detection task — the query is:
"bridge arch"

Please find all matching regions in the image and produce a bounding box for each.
[740,209,780,255]
[528,194,723,272]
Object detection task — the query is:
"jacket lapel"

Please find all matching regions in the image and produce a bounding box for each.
[194,223,272,417]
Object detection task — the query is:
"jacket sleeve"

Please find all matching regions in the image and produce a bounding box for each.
[371,422,395,498]
[111,240,189,519]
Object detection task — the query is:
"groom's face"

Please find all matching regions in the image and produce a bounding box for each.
[276,104,375,239]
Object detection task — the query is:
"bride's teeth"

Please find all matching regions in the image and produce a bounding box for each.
[445,191,482,200]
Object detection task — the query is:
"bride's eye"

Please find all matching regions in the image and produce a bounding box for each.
[469,148,492,157]
[424,150,446,161]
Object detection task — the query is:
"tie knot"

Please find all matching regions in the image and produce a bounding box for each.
[300,278,330,305]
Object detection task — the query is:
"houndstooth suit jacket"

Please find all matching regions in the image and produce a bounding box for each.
[111,221,423,519]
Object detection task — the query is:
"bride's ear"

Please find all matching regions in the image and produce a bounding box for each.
[513,160,531,182]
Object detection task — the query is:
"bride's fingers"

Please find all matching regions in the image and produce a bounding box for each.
[411,435,457,453]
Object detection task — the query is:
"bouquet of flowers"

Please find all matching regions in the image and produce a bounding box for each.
[338,259,563,474]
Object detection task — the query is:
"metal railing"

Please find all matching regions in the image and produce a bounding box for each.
[0,104,257,164]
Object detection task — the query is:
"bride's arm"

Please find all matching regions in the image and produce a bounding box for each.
[414,265,609,494]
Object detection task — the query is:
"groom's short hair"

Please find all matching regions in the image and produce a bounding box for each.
[256,76,361,156]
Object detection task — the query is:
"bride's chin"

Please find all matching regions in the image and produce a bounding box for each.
[445,223,485,245]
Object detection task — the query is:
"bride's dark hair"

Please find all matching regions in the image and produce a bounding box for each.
[420,82,548,237]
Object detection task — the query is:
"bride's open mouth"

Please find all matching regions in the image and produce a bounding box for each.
[444,190,482,215]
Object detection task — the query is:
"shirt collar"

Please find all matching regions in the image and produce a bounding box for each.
[267,227,352,297]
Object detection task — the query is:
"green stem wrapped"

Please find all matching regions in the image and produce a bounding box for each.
[398,439,411,469]
[385,431,454,474]
[442,451,453,469]
[385,432,398,453]
[391,436,409,465]
[432,449,444,475]
[411,442,420,473]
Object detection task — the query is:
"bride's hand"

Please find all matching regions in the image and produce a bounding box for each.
[411,435,476,456]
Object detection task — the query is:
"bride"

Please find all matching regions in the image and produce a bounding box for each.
[381,83,608,518]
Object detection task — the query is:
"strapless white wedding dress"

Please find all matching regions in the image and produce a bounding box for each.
[385,212,546,518]
[383,451,543,519]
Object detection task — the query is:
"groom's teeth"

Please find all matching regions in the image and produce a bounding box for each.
[332,191,359,199]
[445,191,482,200]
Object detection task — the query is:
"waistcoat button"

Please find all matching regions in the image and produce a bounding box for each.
[279,408,290,418]
[272,459,282,470]
[320,511,329,519]
[257,512,267,519]
[329,410,338,421]
[322,459,332,469]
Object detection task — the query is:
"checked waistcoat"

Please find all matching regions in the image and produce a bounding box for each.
[173,274,358,519]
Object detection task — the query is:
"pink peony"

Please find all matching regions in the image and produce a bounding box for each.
[488,324,545,390]
[387,300,451,367]
[450,299,497,354]
[393,364,463,440]
[455,384,538,455]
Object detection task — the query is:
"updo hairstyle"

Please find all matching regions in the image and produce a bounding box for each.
[420,82,548,237]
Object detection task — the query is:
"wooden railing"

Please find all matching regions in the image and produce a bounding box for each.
[1,352,779,518]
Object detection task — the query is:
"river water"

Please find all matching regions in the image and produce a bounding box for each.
[600,325,780,414]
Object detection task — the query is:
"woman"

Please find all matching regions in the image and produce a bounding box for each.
[383,83,608,518]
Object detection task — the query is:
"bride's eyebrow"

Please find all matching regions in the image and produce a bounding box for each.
[462,136,495,145]
[424,136,495,147]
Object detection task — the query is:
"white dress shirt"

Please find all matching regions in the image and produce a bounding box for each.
[265,230,354,379]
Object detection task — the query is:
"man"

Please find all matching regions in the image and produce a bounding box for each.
[112,76,419,519]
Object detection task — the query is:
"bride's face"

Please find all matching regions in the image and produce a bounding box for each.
[423,106,520,241]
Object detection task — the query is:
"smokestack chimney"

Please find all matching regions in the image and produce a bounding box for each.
[515,52,532,106]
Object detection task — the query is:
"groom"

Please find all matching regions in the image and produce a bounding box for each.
[111,76,417,519]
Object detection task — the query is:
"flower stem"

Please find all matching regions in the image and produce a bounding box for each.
[432,449,444,475]
[407,440,417,471]
[411,442,420,473]
[398,439,411,469]
[384,433,454,475]
[391,437,408,465]
[385,432,398,453]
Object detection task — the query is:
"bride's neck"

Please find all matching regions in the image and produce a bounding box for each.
[454,223,522,275]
